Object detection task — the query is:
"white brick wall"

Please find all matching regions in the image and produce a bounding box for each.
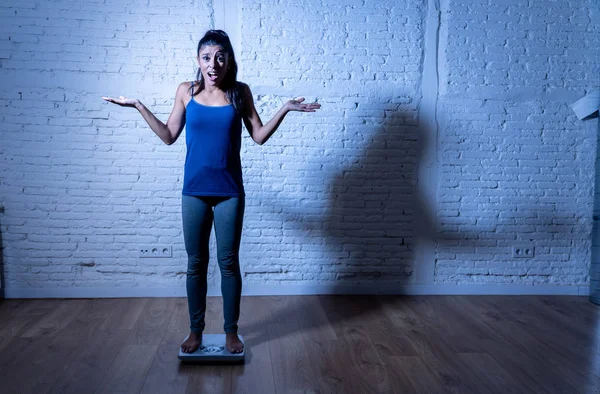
[0,0,598,296]
[0,0,212,291]
[437,0,600,285]
[238,0,425,286]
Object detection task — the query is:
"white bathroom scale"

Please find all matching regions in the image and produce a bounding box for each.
[178,334,245,363]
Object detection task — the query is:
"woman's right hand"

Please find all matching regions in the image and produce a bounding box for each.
[102,95,139,108]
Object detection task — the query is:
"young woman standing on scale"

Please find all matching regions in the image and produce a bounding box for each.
[103,30,321,354]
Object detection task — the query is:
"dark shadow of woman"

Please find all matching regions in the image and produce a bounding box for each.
[240,107,473,357]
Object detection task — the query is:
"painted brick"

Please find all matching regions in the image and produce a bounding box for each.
[0,0,598,292]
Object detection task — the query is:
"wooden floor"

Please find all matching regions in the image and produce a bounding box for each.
[0,295,599,394]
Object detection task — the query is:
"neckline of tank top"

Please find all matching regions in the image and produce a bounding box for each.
[188,98,232,108]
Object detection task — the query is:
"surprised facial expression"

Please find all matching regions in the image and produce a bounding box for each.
[198,45,229,87]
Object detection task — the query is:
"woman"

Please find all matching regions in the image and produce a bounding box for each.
[103,30,321,354]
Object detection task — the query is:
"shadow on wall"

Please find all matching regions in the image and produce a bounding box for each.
[277,107,471,285]
[241,106,480,348]
[299,110,436,284]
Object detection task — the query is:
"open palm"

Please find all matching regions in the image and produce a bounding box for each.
[102,95,138,108]
[286,97,321,112]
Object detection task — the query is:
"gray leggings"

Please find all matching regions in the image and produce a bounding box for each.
[181,194,245,334]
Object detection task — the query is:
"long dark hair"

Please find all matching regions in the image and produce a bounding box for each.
[191,30,245,115]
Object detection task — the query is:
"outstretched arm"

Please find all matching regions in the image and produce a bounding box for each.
[102,82,188,145]
[241,84,321,145]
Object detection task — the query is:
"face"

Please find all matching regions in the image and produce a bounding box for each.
[197,45,229,87]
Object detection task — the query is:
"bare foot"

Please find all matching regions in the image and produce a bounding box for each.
[226,333,244,353]
[181,332,202,353]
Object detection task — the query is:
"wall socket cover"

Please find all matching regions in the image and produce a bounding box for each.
[139,245,172,258]
[512,245,535,258]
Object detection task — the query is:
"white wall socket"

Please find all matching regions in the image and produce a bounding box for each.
[512,245,534,258]
[139,245,172,258]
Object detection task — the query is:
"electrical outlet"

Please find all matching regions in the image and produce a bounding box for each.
[512,244,534,258]
[139,245,172,258]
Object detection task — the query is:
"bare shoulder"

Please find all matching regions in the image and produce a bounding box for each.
[175,81,193,104]
[236,81,249,90]
[177,81,193,95]
[236,81,252,97]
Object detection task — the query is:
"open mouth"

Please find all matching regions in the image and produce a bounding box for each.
[207,71,219,81]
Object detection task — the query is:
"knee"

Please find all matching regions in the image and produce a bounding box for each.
[218,248,239,263]
[218,253,241,277]
[187,255,208,276]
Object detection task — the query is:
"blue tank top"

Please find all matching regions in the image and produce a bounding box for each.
[182,88,245,197]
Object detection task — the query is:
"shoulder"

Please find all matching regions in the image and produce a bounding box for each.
[175,81,194,102]
[235,81,252,97]
[235,81,248,90]
[177,81,193,94]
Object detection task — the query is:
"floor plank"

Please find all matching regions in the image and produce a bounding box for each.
[266,296,319,394]
[93,344,158,394]
[231,296,276,394]
[0,295,597,394]
[52,328,132,394]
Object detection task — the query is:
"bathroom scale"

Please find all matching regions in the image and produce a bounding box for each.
[178,334,245,363]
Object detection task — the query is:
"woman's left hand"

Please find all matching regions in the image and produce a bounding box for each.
[285,97,321,112]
